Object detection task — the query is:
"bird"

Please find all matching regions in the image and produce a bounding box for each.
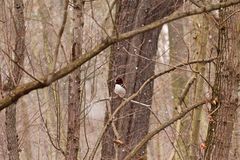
[114,77,126,98]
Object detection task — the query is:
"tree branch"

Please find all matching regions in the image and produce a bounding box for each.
[88,58,215,160]
[0,0,239,110]
[123,101,208,160]
[51,0,69,72]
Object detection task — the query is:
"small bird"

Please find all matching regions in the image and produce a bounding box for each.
[114,77,126,98]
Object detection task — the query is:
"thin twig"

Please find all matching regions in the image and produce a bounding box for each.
[130,99,183,160]
[0,0,239,110]
[51,0,69,73]
[168,76,197,160]
[0,49,43,83]
[104,0,117,36]
[36,90,65,156]
[123,101,208,160]
[88,58,214,159]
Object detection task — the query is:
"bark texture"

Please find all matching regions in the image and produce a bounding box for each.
[190,12,209,160]
[101,1,182,159]
[0,1,239,112]
[168,17,189,160]
[65,0,84,160]
[5,0,25,160]
[38,1,61,159]
[205,3,240,160]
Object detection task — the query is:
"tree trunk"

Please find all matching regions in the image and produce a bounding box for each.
[229,110,240,159]
[38,0,56,72]
[5,0,25,160]
[168,16,189,160]
[101,1,182,159]
[205,3,240,160]
[20,100,33,160]
[38,1,62,159]
[65,0,84,160]
[190,11,209,160]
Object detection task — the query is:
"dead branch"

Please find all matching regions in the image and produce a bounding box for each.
[51,0,69,72]
[0,0,239,111]
[88,58,215,160]
[123,101,208,160]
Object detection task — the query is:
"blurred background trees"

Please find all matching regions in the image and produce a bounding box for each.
[0,0,240,160]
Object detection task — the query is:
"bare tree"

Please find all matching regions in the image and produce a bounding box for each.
[66,0,84,159]
[189,12,209,160]
[0,1,239,112]
[0,1,240,159]
[205,4,240,160]
[5,0,25,160]
[101,1,183,159]
[168,16,189,160]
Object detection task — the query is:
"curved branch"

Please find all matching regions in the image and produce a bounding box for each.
[123,101,208,160]
[0,0,239,110]
[88,58,215,160]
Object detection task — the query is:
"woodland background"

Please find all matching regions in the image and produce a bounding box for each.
[0,0,240,160]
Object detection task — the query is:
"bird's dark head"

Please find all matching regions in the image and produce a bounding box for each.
[115,78,123,85]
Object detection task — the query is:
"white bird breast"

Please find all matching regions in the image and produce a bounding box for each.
[114,84,126,98]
